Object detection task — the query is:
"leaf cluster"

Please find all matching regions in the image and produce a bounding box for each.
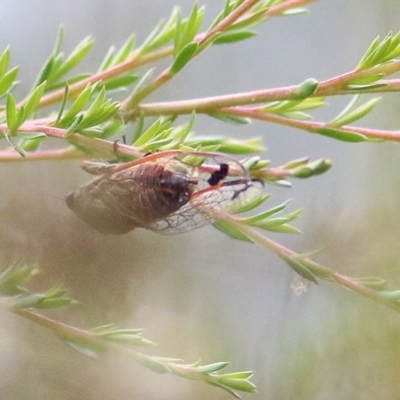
[0,264,74,309]
[0,263,257,398]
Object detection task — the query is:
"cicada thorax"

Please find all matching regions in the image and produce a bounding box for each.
[66,162,197,234]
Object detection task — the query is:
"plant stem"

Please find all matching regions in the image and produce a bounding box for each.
[221,107,400,141]
[225,219,400,312]
[0,147,85,162]
[122,60,400,120]
[266,0,317,16]
[0,123,144,160]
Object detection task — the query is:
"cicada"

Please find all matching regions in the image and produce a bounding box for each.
[66,151,264,235]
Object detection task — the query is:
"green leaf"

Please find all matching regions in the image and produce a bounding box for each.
[346,83,387,91]
[217,378,256,394]
[77,99,119,130]
[53,25,65,55]
[186,136,264,154]
[282,157,309,169]
[11,293,45,309]
[223,138,264,154]
[213,220,254,243]
[208,381,242,399]
[244,200,291,223]
[264,97,326,113]
[144,137,174,151]
[291,158,332,178]
[219,371,254,380]
[349,74,384,85]
[23,81,47,118]
[232,194,270,214]
[250,215,301,234]
[83,87,106,117]
[363,35,392,68]
[56,83,69,123]
[141,8,180,51]
[173,4,203,56]
[242,156,270,170]
[113,35,135,64]
[35,57,55,87]
[192,362,230,374]
[102,330,155,347]
[63,338,106,358]
[280,254,318,284]
[136,356,171,374]
[133,118,173,147]
[376,290,400,301]
[0,265,39,296]
[79,127,103,137]
[98,46,116,71]
[35,297,74,309]
[0,46,10,77]
[353,276,388,291]
[373,34,398,63]
[15,105,26,128]
[18,132,46,140]
[129,68,154,101]
[228,9,267,31]
[357,31,400,68]
[45,285,67,298]
[171,42,198,74]
[331,94,359,123]
[282,7,309,16]
[59,83,96,125]
[330,97,381,127]
[100,119,124,139]
[0,66,19,97]
[50,36,94,82]
[358,35,380,68]
[6,92,17,131]
[292,78,319,99]
[18,132,46,152]
[182,3,204,46]
[131,115,145,143]
[103,75,138,91]
[65,114,84,135]
[173,8,183,55]
[214,31,256,44]
[279,111,312,120]
[260,222,301,234]
[218,373,257,393]
[169,111,196,143]
[209,113,251,124]
[315,127,369,142]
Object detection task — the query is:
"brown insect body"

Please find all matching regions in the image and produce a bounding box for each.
[67,152,264,235]
[66,163,197,234]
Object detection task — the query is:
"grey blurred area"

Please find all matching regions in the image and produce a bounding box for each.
[1,1,400,399]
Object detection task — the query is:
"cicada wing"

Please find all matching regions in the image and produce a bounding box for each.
[148,178,264,235]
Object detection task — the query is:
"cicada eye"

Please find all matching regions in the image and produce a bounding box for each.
[160,173,196,205]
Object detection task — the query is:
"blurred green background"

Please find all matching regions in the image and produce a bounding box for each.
[1,1,400,399]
